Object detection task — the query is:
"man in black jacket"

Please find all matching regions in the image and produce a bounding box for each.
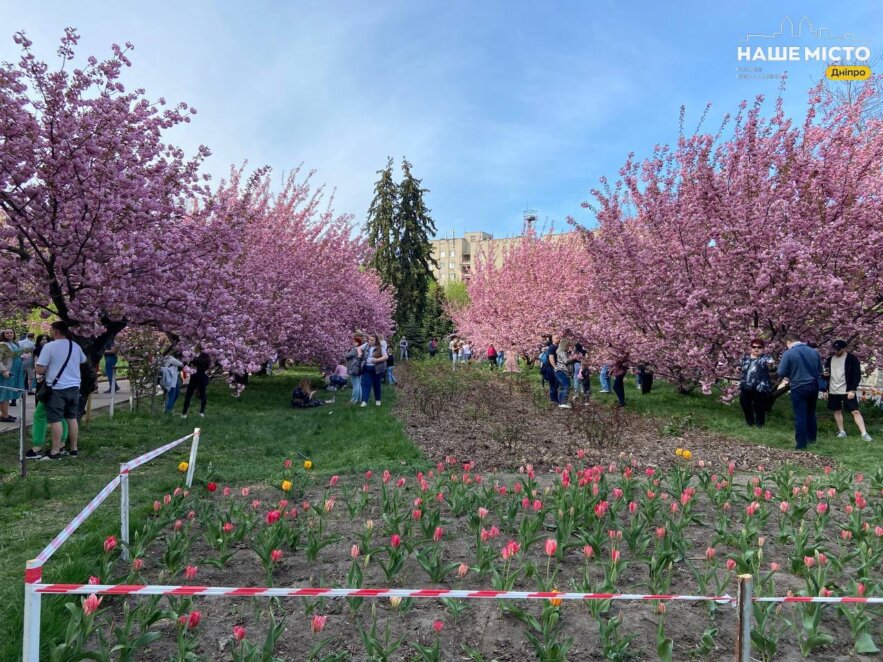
[824,340,873,442]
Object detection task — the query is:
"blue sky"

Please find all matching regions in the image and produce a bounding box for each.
[2,1,880,237]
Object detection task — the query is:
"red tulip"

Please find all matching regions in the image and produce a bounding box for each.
[390,534,401,549]
[103,535,117,553]
[311,615,327,634]
[207,482,217,492]
[82,594,102,616]
[432,619,444,634]
[233,625,246,641]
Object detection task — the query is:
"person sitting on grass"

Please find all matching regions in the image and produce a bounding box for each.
[291,379,334,408]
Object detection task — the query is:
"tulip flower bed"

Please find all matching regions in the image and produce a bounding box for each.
[47,454,882,661]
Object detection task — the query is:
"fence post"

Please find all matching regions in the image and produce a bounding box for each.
[109,373,116,419]
[19,391,27,478]
[22,567,42,662]
[185,428,201,488]
[735,574,753,662]
[120,465,130,562]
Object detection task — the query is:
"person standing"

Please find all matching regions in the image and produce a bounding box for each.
[739,339,775,428]
[824,339,873,442]
[571,342,586,394]
[611,355,629,407]
[181,348,211,419]
[160,354,184,413]
[359,332,388,407]
[26,334,69,458]
[487,344,498,370]
[428,338,438,358]
[777,333,824,450]
[386,352,398,386]
[345,334,364,404]
[35,322,86,460]
[0,329,26,422]
[103,341,120,392]
[544,335,560,403]
[19,332,36,394]
[504,343,520,372]
[399,336,409,361]
[554,338,573,409]
[599,363,612,394]
[462,342,473,362]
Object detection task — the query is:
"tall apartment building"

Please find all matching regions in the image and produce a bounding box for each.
[429,231,520,283]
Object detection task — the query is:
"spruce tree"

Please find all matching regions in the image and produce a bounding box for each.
[365,157,437,330]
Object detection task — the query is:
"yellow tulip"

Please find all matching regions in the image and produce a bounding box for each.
[389,596,402,608]
[549,589,562,607]
[281,480,292,492]
[675,448,684,457]
[178,461,189,472]
[683,450,692,461]
[303,460,313,471]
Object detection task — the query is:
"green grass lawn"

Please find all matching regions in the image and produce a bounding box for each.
[0,369,421,659]
[604,376,883,470]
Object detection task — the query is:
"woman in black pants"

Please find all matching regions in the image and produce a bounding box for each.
[182,350,212,418]
[739,339,774,427]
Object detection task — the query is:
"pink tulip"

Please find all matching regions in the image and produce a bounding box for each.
[382,470,391,483]
[858,583,866,597]
[283,459,292,469]
[412,509,422,520]
[545,538,558,557]
[457,563,469,578]
[223,486,231,497]
[816,502,828,515]
[628,501,638,514]
[655,527,666,539]
[188,611,201,629]
[841,529,852,541]
[390,534,401,549]
[433,619,444,633]
[164,494,172,505]
[265,510,281,525]
[311,615,327,634]
[153,500,161,512]
[184,565,198,580]
[270,549,283,563]
[223,522,234,534]
[252,499,261,510]
[804,556,815,568]
[478,507,489,519]
[103,536,117,553]
[329,475,339,487]
[433,527,444,542]
[82,594,102,616]
[187,510,196,521]
[240,487,250,497]
[779,501,790,513]
[396,477,406,488]
[233,625,246,641]
[132,558,144,571]
[705,547,715,561]
[583,545,595,559]
[532,499,542,512]
[174,519,183,532]
[770,562,781,572]
[726,559,736,571]
[611,549,621,564]
[88,575,100,585]
[875,526,883,537]
[817,552,828,566]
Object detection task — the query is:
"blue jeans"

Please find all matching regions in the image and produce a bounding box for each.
[350,375,362,402]
[612,374,625,406]
[572,361,582,393]
[555,370,570,404]
[165,385,180,412]
[789,383,818,449]
[600,364,611,391]
[360,365,383,403]
[387,367,397,385]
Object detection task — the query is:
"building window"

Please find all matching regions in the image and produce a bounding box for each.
[440,251,445,258]
[449,262,455,269]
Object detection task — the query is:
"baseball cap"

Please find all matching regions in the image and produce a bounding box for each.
[832,339,847,350]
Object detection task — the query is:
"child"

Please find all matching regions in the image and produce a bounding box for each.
[291,379,334,408]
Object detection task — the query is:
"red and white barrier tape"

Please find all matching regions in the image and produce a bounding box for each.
[32,583,735,603]
[122,433,194,472]
[30,475,122,566]
[754,596,883,604]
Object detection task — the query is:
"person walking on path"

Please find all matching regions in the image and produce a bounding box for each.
[0,328,26,422]
[359,332,388,407]
[824,339,873,442]
[35,322,86,460]
[611,355,629,407]
[777,333,824,450]
[554,338,574,409]
[399,336,409,361]
[739,339,775,428]
[181,349,212,418]
[103,341,120,392]
[345,334,364,404]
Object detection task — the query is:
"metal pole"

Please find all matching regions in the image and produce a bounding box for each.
[22,580,41,662]
[185,428,201,488]
[20,390,27,478]
[735,574,753,662]
[119,466,130,562]
[109,373,116,419]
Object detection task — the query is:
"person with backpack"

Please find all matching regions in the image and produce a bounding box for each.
[160,353,185,413]
[34,321,87,460]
